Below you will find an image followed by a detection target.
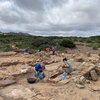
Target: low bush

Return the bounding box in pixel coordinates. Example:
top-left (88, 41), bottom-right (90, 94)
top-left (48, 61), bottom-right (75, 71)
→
top-left (60, 39), bottom-right (76, 48)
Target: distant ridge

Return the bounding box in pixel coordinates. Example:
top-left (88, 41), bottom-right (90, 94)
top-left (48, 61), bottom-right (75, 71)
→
top-left (0, 31), bottom-right (100, 37)
top-left (0, 32), bottom-right (32, 36)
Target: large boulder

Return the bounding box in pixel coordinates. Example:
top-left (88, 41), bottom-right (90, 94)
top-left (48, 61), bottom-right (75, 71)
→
top-left (82, 65), bottom-right (99, 81)
top-left (90, 70), bottom-right (98, 81)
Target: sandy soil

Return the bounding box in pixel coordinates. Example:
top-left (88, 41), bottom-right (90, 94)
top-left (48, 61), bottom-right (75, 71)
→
top-left (0, 48), bottom-right (100, 100)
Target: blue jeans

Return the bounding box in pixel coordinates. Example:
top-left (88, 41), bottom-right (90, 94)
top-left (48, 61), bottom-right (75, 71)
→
top-left (61, 67), bottom-right (72, 80)
top-left (35, 72), bottom-right (45, 79)
top-left (61, 72), bottom-right (67, 80)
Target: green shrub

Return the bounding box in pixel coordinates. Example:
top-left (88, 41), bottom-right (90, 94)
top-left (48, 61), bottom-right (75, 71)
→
top-left (86, 40), bottom-right (93, 43)
top-left (0, 33), bottom-right (99, 52)
top-left (0, 44), bottom-right (13, 52)
top-left (92, 46), bottom-right (98, 50)
top-left (32, 38), bottom-right (49, 47)
top-left (60, 39), bottom-right (76, 48)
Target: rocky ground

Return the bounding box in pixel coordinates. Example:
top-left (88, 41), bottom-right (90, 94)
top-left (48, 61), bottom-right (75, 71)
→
top-left (0, 47), bottom-right (100, 100)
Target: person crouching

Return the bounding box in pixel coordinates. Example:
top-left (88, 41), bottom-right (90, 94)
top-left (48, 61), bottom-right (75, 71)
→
top-left (61, 58), bottom-right (72, 80)
top-left (34, 62), bottom-right (46, 80)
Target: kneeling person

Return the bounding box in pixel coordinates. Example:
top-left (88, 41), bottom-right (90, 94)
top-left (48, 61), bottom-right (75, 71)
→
top-left (34, 62), bottom-right (46, 80)
top-left (61, 58), bottom-right (72, 80)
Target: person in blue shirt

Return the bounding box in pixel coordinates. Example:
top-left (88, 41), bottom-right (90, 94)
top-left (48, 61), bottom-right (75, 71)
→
top-left (34, 62), bottom-right (46, 80)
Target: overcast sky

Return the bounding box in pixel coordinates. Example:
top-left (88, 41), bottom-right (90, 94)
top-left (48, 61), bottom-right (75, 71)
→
top-left (0, 0), bottom-right (100, 36)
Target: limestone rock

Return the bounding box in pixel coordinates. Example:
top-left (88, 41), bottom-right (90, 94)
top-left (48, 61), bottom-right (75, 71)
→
top-left (73, 77), bottom-right (79, 83)
top-left (58, 79), bottom-right (70, 85)
top-left (82, 97), bottom-right (88, 100)
top-left (75, 57), bottom-right (84, 62)
top-left (86, 80), bottom-right (91, 84)
top-left (20, 68), bottom-right (29, 74)
top-left (51, 76), bottom-right (61, 83)
top-left (73, 76), bottom-right (86, 85)
top-left (79, 76), bottom-right (86, 84)
top-left (76, 84), bottom-right (85, 89)
top-left (95, 66), bottom-right (100, 75)
top-left (90, 70), bottom-right (98, 81)
top-left (71, 71), bottom-right (79, 75)
top-left (36, 95), bottom-right (51, 100)
top-left (89, 86), bottom-right (100, 91)
top-left (83, 66), bottom-right (95, 80)
top-left (86, 52), bottom-right (91, 57)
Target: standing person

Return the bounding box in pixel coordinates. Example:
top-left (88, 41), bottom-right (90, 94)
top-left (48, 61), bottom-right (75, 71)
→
top-left (52, 46), bottom-right (55, 55)
top-left (24, 48), bottom-right (29, 53)
top-left (39, 48), bottom-right (42, 52)
top-left (61, 58), bottom-right (72, 80)
top-left (34, 62), bottom-right (46, 80)
top-left (46, 48), bottom-right (50, 52)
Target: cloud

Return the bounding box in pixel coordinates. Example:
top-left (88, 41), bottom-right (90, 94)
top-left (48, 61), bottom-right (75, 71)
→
top-left (14, 0), bottom-right (44, 11)
top-left (0, 0), bottom-right (100, 36)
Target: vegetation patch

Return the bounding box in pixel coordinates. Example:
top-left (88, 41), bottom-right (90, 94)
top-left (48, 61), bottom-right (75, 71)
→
top-left (0, 33), bottom-right (100, 52)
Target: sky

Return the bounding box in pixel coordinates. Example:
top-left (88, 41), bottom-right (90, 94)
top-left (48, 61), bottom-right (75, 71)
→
top-left (0, 0), bottom-right (100, 37)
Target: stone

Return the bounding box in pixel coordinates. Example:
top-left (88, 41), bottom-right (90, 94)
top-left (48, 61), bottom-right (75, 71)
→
top-left (50, 71), bottom-right (63, 79)
top-left (79, 76), bottom-right (86, 85)
top-left (0, 97), bottom-right (4, 100)
top-left (58, 79), bottom-right (70, 85)
top-left (89, 86), bottom-right (100, 91)
top-left (95, 67), bottom-right (100, 75)
top-left (75, 57), bottom-right (84, 62)
top-left (90, 70), bottom-right (98, 81)
top-left (51, 76), bottom-right (61, 83)
top-left (82, 97), bottom-right (88, 100)
top-left (86, 80), bottom-right (91, 84)
top-left (36, 95), bottom-right (51, 100)
top-left (73, 76), bottom-right (86, 85)
top-left (83, 66), bottom-right (95, 74)
top-left (86, 52), bottom-right (91, 57)
top-left (83, 66), bottom-right (95, 80)
top-left (1, 85), bottom-right (36, 99)
top-left (73, 77), bottom-right (79, 83)
top-left (0, 79), bottom-right (16, 87)
top-left (20, 68), bottom-right (29, 74)
top-left (76, 84), bottom-right (85, 89)
top-left (71, 71), bottom-right (79, 75)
